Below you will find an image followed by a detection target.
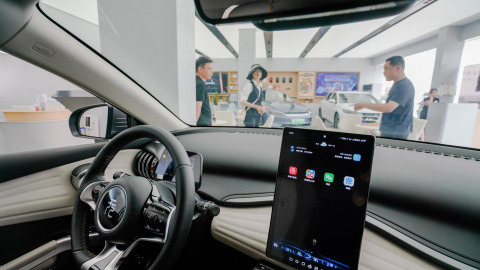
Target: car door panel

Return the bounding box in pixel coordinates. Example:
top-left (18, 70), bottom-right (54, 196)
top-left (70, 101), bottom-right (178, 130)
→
top-left (0, 149), bottom-right (139, 227)
top-left (0, 143), bottom-right (142, 268)
top-left (322, 94), bottom-right (332, 122)
top-left (327, 93), bottom-right (337, 121)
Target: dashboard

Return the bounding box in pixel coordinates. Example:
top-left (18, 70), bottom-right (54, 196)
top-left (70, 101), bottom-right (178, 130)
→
top-left (123, 128), bottom-right (480, 270)
top-left (170, 128), bottom-right (480, 270)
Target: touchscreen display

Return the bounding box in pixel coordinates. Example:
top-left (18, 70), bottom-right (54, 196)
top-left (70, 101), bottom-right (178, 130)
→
top-left (267, 128), bottom-right (375, 270)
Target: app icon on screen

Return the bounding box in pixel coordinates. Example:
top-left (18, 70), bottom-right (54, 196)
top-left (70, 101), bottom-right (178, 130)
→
top-left (305, 169), bottom-right (315, 179)
top-left (344, 176), bottom-right (355, 187)
top-left (353, 154), bottom-right (361, 161)
top-left (324, 173), bottom-right (334, 183)
top-left (289, 166), bottom-right (298, 175)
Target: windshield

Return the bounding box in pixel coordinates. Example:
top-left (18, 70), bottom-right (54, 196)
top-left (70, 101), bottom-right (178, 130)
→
top-left (265, 90), bottom-right (295, 102)
top-left (39, 0), bottom-right (480, 150)
top-left (339, 94), bottom-right (378, 104)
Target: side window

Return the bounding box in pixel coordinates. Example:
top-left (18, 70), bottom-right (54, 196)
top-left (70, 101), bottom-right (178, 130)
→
top-left (331, 93), bottom-right (337, 103)
top-left (0, 52), bottom-right (100, 154)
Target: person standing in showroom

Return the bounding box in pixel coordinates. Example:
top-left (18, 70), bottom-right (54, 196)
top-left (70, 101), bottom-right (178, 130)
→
top-left (354, 56), bottom-right (415, 139)
top-left (419, 88), bottom-right (439, 119)
top-left (196, 57), bottom-right (214, 126)
top-left (239, 64), bottom-right (268, 127)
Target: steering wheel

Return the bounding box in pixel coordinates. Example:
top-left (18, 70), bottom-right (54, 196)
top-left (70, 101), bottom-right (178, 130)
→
top-left (70, 125), bottom-right (195, 270)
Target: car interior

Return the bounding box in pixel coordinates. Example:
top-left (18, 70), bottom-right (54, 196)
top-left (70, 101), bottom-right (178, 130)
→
top-left (1, 0), bottom-right (480, 270)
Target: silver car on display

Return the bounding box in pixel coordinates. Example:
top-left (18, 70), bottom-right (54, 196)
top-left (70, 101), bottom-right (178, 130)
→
top-left (319, 92), bottom-right (382, 128)
top-left (262, 90), bottom-right (312, 127)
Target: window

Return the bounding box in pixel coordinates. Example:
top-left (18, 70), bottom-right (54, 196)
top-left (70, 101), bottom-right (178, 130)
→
top-left (39, 0), bottom-right (480, 149)
top-left (0, 53), bottom-right (97, 154)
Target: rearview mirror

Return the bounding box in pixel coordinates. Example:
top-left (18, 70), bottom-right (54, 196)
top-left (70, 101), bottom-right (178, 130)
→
top-left (69, 104), bottom-right (129, 139)
top-left (195, 0), bottom-right (415, 30)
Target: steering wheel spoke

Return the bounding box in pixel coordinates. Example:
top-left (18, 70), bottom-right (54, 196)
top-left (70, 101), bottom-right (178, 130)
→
top-left (80, 242), bottom-right (122, 270)
top-left (80, 181), bottom-right (109, 211)
top-left (81, 236), bottom-right (167, 270)
top-left (142, 200), bottom-right (175, 243)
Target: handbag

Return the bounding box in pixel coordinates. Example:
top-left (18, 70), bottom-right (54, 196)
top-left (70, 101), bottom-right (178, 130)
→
top-left (236, 109), bottom-right (247, 121)
top-left (236, 83), bottom-right (262, 121)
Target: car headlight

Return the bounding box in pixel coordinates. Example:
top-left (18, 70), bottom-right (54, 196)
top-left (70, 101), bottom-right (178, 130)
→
top-left (268, 110), bottom-right (285, 116)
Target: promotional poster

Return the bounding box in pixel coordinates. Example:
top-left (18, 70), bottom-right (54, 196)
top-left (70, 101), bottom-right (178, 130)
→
top-left (316, 72), bottom-right (359, 96)
top-left (205, 72), bottom-right (228, 94)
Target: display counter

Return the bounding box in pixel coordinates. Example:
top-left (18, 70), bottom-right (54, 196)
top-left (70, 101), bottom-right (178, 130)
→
top-left (0, 119), bottom-right (94, 154)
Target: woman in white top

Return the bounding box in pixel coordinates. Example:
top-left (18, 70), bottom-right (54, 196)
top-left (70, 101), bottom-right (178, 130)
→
top-left (239, 64), bottom-right (267, 127)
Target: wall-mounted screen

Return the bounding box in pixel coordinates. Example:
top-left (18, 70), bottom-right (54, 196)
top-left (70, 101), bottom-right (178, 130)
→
top-left (205, 72), bottom-right (228, 94)
top-left (316, 72), bottom-right (359, 96)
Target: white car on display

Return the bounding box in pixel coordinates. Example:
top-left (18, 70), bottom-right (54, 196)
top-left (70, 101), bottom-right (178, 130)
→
top-left (318, 92), bottom-right (382, 128)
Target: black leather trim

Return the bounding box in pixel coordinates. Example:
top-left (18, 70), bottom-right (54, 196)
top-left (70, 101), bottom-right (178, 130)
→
top-left (0, 215), bottom-right (71, 265)
top-left (71, 194), bottom-right (93, 266)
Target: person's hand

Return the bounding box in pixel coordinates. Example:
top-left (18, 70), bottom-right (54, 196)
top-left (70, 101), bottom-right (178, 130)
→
top-left (256, 105), bottom-right (266, 114)
top-left (429, 93), bottom-right (435, 100)
top-left (353, 103), bottom-right (365, 111)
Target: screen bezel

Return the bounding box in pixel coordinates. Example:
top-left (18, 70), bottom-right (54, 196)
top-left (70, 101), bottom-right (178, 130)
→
top-left (266, 127), bottom-right (375, 270)
top-left (155, 150), bottom-right (203, 191)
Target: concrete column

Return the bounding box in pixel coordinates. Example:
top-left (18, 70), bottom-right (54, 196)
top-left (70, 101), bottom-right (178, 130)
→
top-left (238, 29), bottom-right (257, 101)
top-left (430, 27), bottom-right (465, 103)
top-left (98, 0), bottom-right (196, 124)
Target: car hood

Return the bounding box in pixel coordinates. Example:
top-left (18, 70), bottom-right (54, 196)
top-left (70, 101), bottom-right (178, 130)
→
top-left (337, 103), bottom-right (379, 114)
top-left (264, 101), bottom-right (310, 114)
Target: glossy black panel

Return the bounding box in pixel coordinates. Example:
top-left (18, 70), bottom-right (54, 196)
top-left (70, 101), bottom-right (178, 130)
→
top-left (0, 216), bottom-right (71, 265)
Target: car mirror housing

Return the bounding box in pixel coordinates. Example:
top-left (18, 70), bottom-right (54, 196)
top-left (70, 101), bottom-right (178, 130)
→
top-left (69, 104), bottom-right (131, 140)
top-left (195, 0), bottom-right (415, 31)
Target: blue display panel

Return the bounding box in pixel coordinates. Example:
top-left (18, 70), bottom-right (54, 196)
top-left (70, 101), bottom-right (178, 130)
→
top-left (316, 72), bottom-right (359, 96)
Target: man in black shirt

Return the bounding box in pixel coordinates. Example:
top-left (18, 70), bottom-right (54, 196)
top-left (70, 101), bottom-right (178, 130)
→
top-left (196, 57), bottom-right (213, 126)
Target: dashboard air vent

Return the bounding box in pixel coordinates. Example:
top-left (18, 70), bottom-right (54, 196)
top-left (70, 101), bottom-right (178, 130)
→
top-left (133, 150), bottom-right (158, 180)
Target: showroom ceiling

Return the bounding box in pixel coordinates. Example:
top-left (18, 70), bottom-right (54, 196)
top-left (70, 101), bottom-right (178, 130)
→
top-left (195, 0), bottom-right (480, 59)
